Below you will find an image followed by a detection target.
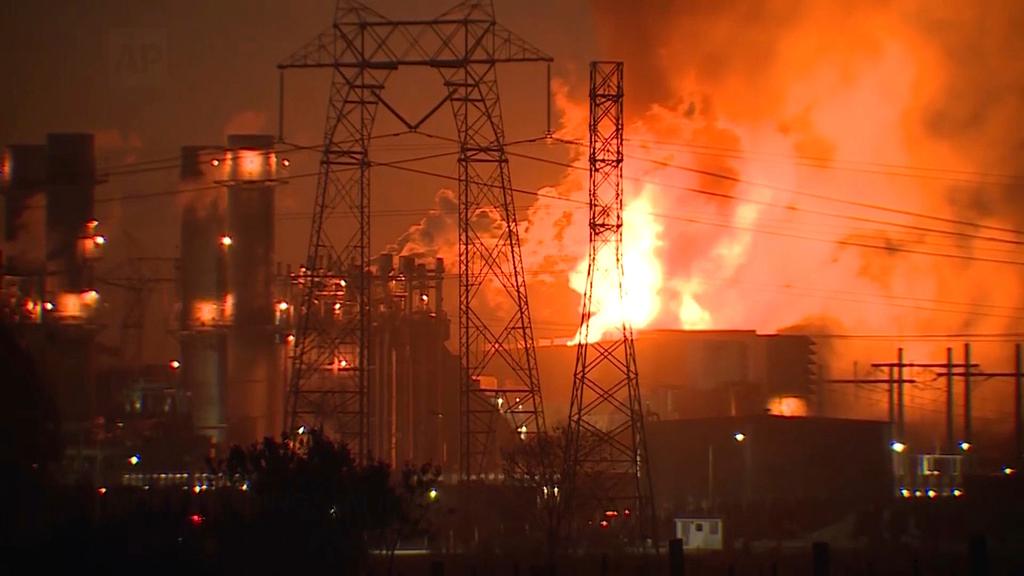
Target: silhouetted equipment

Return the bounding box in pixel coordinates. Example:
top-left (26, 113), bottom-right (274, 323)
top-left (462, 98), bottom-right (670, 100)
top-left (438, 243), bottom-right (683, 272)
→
top-left (278, 0), bottom-right (550, 475)
top-left (812, 541), bottom-right (830, 576)
top-left (669, 538), bottom-right (684, 576)
top-left (566, 61), bottom-right (656, 543)
top-left (968, 533), bottom-right (989, 576)
top-left (839, 349), bottom-right (982, 446)
top-left (934, 342), bottom-right (1024, 464)
top-left (648, 415), bottom-right (892, 522)
top-left (99, 255), bottom-right (177, 370)
top-left (1, 133), bottom-right (104, 467)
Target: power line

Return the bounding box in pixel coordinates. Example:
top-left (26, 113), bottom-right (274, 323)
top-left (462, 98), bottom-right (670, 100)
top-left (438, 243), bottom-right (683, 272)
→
top-left (100, 134), bottom-right (1024, 248)
top-left (376, 160), bottom-right (1024, 268)
top-left (505, 149), bottom-right (1024, 246)
top-left (529, 137), bottom-right (1023, 237)
top-left (86, 137), bottom-right (1024, 317)
top-left (93, 149), bottom-right (462, 206)
top-left (97, 130), bottom-right (459, 176)
top-left (621, 136), bottom-right (1017, 185)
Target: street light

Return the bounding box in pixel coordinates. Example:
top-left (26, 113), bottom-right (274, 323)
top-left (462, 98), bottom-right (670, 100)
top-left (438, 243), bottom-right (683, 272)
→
top-left (959, 441), bottom-right (972, 452)
top-left (733, 432), bottom-right (746, 443)
top-left (890, 441), bottom-right (907, 453)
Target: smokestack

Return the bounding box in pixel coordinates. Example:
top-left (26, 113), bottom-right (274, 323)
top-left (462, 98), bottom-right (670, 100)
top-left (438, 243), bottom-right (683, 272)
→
top-left (45, 133), bottom-right (96, 297)
top-left (221, 133), bottom-right (281, 444)
top-left (2, 144), bottom-right (48, 275)
top-left (180, 145), bottom-right (228, 444)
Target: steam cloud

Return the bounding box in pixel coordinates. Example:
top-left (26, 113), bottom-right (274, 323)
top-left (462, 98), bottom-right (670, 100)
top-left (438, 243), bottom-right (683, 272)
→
top-left (385, 1), bottom-right (1023, 443)
top-left (518, 0), bottom-right (1024, 436)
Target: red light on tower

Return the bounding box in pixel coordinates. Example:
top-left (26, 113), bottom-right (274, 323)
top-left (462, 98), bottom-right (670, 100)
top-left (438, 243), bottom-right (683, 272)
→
top-left (189, 514), bottom-right (204, 526)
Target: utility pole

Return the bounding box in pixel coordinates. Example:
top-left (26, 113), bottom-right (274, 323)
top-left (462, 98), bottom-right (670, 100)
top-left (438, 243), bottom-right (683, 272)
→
top-left (897, 348), bottom-right (905, 441)
top-left (937, 343), bottom-right (1024, 461)
top-left (278, 1), bottom-right (550, 470)
top-left (566, 62), bottom-right (655, 545)
top-left (964, 343), bottom-right (973, 447)
top-left (946, 347), bottom-right (955, 452)
top-left (824, 377), bottom-right (918, 437)
top-left (1017, 343), bottom-right (1023, 462)
top-left (872, 353), bottom-right (979, 450)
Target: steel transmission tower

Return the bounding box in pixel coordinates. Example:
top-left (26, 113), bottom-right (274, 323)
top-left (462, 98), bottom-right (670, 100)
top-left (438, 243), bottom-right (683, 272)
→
top-left (279, 0), bottom-right (548, 474)
top-left (566, 62), bottom-right (655, 541)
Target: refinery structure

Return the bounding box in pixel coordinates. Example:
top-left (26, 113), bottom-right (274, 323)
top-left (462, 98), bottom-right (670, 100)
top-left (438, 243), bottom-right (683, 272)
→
top-left (5, 0), bottom-right (1024, 549)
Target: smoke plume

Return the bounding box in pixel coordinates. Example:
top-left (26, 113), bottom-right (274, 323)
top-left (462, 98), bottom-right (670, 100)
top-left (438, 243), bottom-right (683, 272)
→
top-left (511, 0), bottom-right (1024, 442)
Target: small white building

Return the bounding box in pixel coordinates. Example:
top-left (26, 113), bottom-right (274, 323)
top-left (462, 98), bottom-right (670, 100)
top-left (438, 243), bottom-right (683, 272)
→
top-left (674, 517), bottom-right (724, 550)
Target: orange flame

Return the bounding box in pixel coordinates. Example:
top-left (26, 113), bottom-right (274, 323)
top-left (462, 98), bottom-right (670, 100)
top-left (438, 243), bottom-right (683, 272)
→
top-left (570, 190), bottom-right (664, 344)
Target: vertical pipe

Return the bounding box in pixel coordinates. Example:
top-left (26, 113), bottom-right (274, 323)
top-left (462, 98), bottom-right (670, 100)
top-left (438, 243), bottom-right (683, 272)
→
top-left (707, 443), bottom-right (713, 507)
top-left (1016, 343), bottom-right (1022, 462)
top-left (897, 348), bottom-right (905, 441)
top-left (964, 343), bottom-right (972, 445)
top-left (545, 63), bottom-right (552, 137)
top-left (887, 367), bottom-right (895, 440)
top-left (946, 347), bottom-right (955, 452)
top-left (277, 70), bottom-right (285, 142)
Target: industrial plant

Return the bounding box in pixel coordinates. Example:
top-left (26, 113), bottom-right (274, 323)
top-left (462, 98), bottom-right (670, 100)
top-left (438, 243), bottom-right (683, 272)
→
top-left (3, 0), bottom-right (1024, 573)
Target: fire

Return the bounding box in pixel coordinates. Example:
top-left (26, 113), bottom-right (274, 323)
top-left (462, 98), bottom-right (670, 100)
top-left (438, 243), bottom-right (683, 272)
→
top-left (519, 0), bottom-right (1024, 369)
top-left (677, 286), bottom-right (710, 329)
top-left (767, 396), bottom-right (808, 417)
top-left (569, 189), bottom-right (664, 344)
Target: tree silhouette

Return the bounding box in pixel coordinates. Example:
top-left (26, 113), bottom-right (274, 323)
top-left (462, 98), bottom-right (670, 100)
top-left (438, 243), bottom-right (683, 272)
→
top-left (210, 429), bottom-right (403, 572)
